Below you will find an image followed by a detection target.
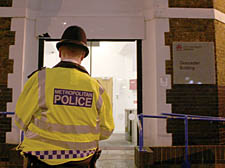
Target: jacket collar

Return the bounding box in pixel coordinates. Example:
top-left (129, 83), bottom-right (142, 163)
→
top-left (53, 61), bottom-right (89, 75)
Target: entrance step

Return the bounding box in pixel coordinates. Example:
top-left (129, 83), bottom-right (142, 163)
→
top-left (96, 149), bottom-right (135, 168)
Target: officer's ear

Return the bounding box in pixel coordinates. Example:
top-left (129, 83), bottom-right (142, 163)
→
top-left (81, 55), bottom-right (85, 61)
top-left (80, 50), bottom-right (85, 61)
top-left (59, 48), bottom-right (62, 58)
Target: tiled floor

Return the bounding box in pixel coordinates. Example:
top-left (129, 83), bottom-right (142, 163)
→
top-left (96, 133), bottom-right (136, 168)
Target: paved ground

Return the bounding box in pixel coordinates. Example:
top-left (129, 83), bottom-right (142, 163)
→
top-left (96, 133), bottom-right (136, 168)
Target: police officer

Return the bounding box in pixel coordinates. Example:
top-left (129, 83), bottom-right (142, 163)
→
top-left (15, 25), bottom-right (114, 168)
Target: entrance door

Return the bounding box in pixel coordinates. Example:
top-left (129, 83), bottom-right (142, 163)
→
top-left (94, 77), bottom-right (113, 104)
top-left (40, 40), bottom-right (140, 148)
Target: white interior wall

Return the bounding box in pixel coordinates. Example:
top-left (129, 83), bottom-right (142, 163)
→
top-left (91, 42), bottom-right (137, 133)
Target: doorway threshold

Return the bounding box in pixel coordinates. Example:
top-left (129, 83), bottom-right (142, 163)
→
top-left (99, 133), bottom-right (136, 150)
top-left (100, 146), bottom-right (134, 150)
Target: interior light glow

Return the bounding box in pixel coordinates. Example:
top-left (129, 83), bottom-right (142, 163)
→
top-left (188, 80), bottom-right (194, 84)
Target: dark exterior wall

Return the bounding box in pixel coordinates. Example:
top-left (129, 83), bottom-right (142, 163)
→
top-left (164, 18), bottom-right (223, 145)
top-left (166, 0), bottom-right (225, 146)
top-left (214, 0), bottom-right (225, 13)
top-left (0, 0), bottom-right (12, 7)
top-left (214, 20), bottom-right (225, 143)
top-left (215, 20), bottom-right (225, 100)
top-left (169, 0), bottom-right (225, 15)
top-left (135, 145), bottom-right (225, 167)
top-left (0, 144), bottom-right (23, 168)
top-left (168, 0), bottom-right (213, 8)
top-left (0, 17), bottom-right (14, 143)
top-left (0, 1), bottom-right (23, 168)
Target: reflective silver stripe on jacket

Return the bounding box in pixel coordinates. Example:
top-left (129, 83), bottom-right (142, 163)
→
top-left (15, 114), bottom-right (27, 130)
top-left (100, 128), bottom-right (113, 137)
top-left (33, 118), bottom-right (100, 134)
top-left (96, 86), bottom-right (104, 112)
top-left (15, 69), bottom-right (47, 131)
top-left (25, 131), bottom-right (98, 150)
top-left (99, 85), bottom-right (104, 95)
top-left (38, 69), bottom-right (47, 110)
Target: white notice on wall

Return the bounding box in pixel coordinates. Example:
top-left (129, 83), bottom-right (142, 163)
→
top-left (173, 42), bottom-right (216, 84)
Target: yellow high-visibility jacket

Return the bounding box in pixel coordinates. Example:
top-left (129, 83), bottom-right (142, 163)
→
top-left (15, 62), bottom-right (114, 165)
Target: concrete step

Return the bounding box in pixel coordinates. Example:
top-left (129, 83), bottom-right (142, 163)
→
top-left (96, 149), bottom-right (135, 168)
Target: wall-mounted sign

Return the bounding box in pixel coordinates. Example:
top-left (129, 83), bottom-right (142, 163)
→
top-left (129, 79), bottom-right (137, 90)
top-left (173, 42), bottom-right (216, 84)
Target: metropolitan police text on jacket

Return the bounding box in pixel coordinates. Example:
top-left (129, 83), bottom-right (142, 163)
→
top-left (54, 88), bottom-right (93, 108)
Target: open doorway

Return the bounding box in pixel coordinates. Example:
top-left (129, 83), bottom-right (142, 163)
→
top-left (39, 39), bottom-right (142, 149)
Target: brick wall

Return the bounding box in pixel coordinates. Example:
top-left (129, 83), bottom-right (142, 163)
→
top-left (164, 18), bottom-right (221, 145)
top-left (169, 0), bottom-right (225, 15)
top-left (0, 1), bottom-right (24, 168)
top-left (0, 0), bottom-right (12, 7)
top-left (135, 145), bottom-right (225, 168)
top-left (168, 0), bottom-right (213, 8)
top-left (165, 0), bottom-right (225, 147)
top-left (0, 17), bottom-right (14, 143)
top-left (0, 144), bottom-right (23, 168)
top-left (214, 20), bottom-right (225, 144)
top-left (214, 0), bottom-right (225, 13)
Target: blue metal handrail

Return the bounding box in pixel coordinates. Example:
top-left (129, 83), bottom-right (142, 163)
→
top-left (0, 112), bottom-right (15, 115)
top-left (0, 111), bottom-right (24, 142)
top-left (137, 113), bottom-right (225, 168)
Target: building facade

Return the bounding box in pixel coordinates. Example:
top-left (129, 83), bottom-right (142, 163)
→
top-left (0, 0), bottom-right (225, 167)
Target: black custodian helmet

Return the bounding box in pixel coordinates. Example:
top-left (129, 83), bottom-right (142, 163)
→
top-left (56, 25), bottom-right (89, 57)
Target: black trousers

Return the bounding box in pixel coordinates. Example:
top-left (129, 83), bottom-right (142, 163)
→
top-left (26, 155), bottom-right (91, 168)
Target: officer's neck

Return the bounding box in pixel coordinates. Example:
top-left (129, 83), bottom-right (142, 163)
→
top-left (61, 58), bottom-right (81, 65)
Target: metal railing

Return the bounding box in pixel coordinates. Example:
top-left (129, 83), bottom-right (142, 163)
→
top-left (0, 112), bottom-right (15, 115)
top-left (137, 113), bottom-right (225, 168)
